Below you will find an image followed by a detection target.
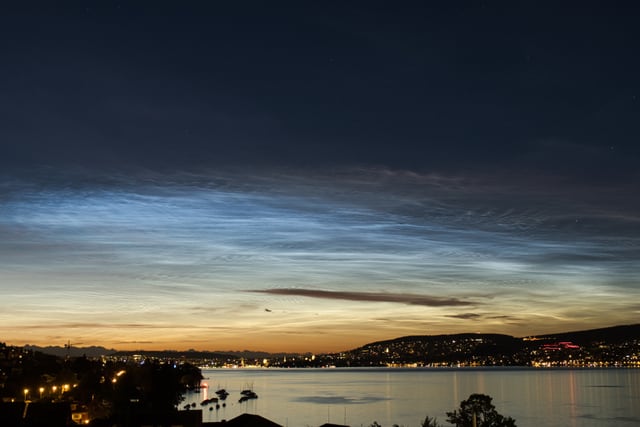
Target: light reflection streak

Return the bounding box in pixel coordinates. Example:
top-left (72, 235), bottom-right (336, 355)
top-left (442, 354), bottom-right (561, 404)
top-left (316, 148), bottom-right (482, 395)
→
top-left (568, 370), bottom-right (577, 427)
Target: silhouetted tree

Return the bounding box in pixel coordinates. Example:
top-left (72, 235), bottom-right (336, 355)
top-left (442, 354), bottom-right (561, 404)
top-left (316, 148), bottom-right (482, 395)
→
top-left (421, 415), bottom-right (442, 427)
top-left (110, 360), bottom-right (202, 426)
top-left (446, 394), bottom-right (516, 427)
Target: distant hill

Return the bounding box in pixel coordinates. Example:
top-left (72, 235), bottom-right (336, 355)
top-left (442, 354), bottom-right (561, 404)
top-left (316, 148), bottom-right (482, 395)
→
top-left (356, 333), bottom-right (519, 350)
top-left (24, 344), bottom-right (116, 358)
top-left (110, 349), bottom-right (304, 360)
top-left (350, 324), bottom-right (640, 352)
top-left (342, 324), bottom-right (640, 366)
top-left (18, 324), bottom-right (640, 361)
top-left (110, 349), bottom-right (236, 360)
top-left (19, 345), bottom-right (299, 360)
top-left (531, 323), bottom-right (640, 345)
top-left (346, 333), bottom-right (524, 364)
top-left (15, 344), bottom-right (293, 361)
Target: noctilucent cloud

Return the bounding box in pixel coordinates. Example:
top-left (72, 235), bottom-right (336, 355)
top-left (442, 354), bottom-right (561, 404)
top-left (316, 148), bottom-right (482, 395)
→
top-left (1, 3), bottom-right (639, 352)
top-left (1, 169), bottom-right (638, 352)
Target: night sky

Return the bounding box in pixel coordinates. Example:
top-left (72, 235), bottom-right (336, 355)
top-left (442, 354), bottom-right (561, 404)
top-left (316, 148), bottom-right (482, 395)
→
top-left (1, 2), bottom-right (639, 352)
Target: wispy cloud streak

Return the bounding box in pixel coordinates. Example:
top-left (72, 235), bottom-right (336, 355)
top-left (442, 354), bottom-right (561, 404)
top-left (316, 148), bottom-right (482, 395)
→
top-left (249, 288), bottom-right (475, 307)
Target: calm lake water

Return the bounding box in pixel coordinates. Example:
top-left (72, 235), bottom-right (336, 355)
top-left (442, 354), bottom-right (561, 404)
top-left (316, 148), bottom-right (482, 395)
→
top-left (181, 368), bottom-right (640, 427)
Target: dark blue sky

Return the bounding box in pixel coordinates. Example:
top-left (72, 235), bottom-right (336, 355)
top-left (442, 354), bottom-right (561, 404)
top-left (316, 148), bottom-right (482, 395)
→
top-left (1, 2), bottom-right (639, 351)
top-left (2, 1), bottom-right (639, 178)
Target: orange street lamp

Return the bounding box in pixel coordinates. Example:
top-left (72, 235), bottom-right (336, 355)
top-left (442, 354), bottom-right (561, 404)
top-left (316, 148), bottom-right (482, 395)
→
top-left (23, 388), bottom-right (29, 401)
top-left (39, 387), bottom-right (45, 399)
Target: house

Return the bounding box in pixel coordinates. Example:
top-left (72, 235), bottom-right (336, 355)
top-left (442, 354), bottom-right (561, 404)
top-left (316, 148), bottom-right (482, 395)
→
top-left (23, 401), bottom-right (71, 427)
top-left (203, 413), bottom-right (282, 427)
top-left (135, 409), bottom-right (203, 427)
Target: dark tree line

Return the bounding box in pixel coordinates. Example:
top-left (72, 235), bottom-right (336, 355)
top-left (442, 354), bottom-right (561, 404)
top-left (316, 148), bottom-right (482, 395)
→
top-left (1, 345), bottom-right (203, 426)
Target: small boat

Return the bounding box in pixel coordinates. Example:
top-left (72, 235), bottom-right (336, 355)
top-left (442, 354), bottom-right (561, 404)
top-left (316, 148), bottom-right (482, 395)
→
top-left (238, 390), bottom-right (258, 402)
top-left (215, 388), bottom-right (229, 400)
top-left (240, 382), bottom-right (255, 395)
top-left (200, 397), bottom-right (219, 406)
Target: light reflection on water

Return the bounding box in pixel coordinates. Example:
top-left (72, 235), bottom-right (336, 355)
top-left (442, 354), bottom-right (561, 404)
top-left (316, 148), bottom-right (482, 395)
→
top-left (180, 368), bottom-right (640, 427)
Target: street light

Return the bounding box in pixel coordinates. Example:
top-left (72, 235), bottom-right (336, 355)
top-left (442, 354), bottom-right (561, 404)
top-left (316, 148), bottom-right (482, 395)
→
top-left (39, 387), bottom-right (45, 399)
top-left (23, 388), bottom-right (29, 401)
